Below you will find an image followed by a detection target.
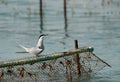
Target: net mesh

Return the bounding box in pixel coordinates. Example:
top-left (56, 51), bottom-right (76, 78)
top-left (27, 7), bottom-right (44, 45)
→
top-left (0, 47), bottom-right (110, 82)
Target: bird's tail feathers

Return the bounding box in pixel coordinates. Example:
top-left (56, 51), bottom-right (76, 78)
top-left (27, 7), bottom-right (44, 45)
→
top-left (16, 51), bottom-right (28, 53)
top-left (19, 44), bottom-right (29, 52)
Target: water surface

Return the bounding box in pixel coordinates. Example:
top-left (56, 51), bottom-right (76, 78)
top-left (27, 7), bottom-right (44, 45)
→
top-left (0, 0), bottom-right (120, 82)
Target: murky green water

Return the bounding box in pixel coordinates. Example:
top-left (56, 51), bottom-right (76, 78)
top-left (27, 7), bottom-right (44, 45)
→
top-left (0, 0), bottom-right (120, 82)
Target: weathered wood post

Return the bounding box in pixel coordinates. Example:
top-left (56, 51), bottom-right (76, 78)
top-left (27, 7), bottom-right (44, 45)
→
top-left (63, 0), bottom-right (68, 32)
top-left (40, 0), bottom-right (43, 18)
top-left (74, 40), bottom-right (81, 77)
top-left (64, 0), bottom-right (67, 19)
top-left (39, 0), bottom-right (43, 32)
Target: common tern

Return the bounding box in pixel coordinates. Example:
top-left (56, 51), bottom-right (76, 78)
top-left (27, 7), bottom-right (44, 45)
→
top-left (16, 34), bottom-right (48, 57)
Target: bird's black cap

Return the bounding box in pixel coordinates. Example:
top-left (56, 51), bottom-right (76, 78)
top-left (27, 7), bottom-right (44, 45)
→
top-left (39, 34), bottom-right (48, 38)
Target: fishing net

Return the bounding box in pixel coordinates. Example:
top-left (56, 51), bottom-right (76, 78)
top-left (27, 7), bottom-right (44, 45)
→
top-left (0, 47), bottom-right (110, 82)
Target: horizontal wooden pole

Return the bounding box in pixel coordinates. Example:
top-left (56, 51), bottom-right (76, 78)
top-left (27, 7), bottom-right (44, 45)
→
top-left (0, 47), bottom-right (94, 68)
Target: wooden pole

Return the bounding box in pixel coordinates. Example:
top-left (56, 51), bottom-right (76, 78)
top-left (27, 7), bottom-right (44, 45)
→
top-left (40, 0), bottom-right (43, 32)
top-left (74, 40), bottom-right (81, 77)
top-left (40, 0), bottom-right (43, 18)
top-left (64, 0), bottom-right (67, 18)
top-left (0, 47), bottom-right (93, 68)
top-left (63, 0), bottom-right (68, 32)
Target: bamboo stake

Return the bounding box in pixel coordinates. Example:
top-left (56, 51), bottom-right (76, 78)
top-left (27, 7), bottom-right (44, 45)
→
top-left (63, 0), bottom-right (68, 32)
top-left (40, 0), bottom-right (43, 18)
top-left (64, 0), bottom-right (67, 18)
top-left (39, 0), bottom-right (43, 32)
top-left (91, 53), bottom-right (111, 67)
top-left (74, 40), bottom-right (81, 77)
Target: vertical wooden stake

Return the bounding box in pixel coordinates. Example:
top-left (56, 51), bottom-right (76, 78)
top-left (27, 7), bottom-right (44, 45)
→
top-left (40, 0), bottom-right (43, 32)
top-left (74, 40), bottom-right (81, 77)
top-left (63, 0), bottom-right (68, 33)
top-left (40, 0), bottom-right (43, 18)
top-left (64, 0), bottom-right (67, 18)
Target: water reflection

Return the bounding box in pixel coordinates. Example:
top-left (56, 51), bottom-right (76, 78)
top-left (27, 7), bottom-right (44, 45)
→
top-left (0, 0), bottom-right (8, 5)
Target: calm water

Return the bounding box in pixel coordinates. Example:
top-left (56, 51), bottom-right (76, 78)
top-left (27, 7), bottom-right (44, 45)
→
top-left (0, 0), bottom-right (120, 82)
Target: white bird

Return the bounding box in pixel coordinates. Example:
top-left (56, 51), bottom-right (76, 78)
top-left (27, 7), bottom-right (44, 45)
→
top-left (16, 34), bottom-right (48, 57)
